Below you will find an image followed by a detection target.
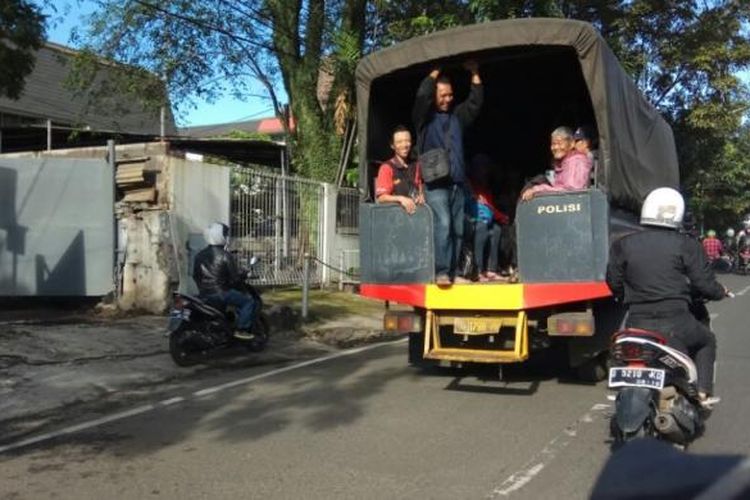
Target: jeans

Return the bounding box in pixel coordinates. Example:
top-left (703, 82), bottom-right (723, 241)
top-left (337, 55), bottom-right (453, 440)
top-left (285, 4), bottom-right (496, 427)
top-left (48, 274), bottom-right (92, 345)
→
top-left (627, 309), bottom-right (717, 394)
top-left (474, 220), bottom-right (502, 273)
top-left (209, 289), bottom-right (257, 330)
top-left (425, 183), bottom-right (465, 278)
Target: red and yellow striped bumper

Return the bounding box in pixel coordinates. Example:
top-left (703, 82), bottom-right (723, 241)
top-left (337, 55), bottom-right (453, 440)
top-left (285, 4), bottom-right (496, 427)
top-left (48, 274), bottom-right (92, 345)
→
top-left (360, 282), bottom-right (612, 311)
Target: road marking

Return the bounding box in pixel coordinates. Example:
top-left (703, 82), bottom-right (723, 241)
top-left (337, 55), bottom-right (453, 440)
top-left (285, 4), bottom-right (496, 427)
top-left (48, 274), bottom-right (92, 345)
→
top-left (710, 313), bottom-right (719, 320)
top-left (0, 338), bottom-right (407, 455)
top-left (488, 402), bottom-right (611, 498)
top-left (736, 285), bottom-right (750, 296)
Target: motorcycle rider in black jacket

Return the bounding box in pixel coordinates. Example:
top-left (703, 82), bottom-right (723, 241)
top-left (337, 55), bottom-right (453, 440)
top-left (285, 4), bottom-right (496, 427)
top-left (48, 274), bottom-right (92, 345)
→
top-left (606, 188), bottom-right (727, 408)
top-left (192, 222), bottom-right (256, 339)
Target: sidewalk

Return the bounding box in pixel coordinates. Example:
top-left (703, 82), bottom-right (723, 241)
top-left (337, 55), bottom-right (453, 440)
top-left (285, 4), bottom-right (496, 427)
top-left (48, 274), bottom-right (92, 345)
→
top-left (0, 289), bottom-right (394, 441)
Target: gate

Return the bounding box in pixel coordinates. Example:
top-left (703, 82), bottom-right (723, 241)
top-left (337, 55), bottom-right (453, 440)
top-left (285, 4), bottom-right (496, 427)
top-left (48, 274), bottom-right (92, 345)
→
top-left (230, 167), bottom-right (324, 285)
top-left (0, 158), bottom-right (114, 296)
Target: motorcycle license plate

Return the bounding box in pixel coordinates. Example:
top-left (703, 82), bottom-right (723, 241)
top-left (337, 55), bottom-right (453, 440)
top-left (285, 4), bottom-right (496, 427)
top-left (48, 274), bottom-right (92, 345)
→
top-left (608, 367), bottom-right (665, 390)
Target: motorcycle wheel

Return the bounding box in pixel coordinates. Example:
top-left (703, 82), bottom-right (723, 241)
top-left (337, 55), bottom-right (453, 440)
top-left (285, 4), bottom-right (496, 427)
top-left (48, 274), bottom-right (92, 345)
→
top-left (169, 328), bottom-right (200, 367)
top-left (245, 315), bottom-right (270, 353)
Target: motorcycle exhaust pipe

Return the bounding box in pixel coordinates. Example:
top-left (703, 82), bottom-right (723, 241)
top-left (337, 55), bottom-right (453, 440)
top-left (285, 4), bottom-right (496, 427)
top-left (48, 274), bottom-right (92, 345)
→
top-left (654, 412), bottom-right (685, 443)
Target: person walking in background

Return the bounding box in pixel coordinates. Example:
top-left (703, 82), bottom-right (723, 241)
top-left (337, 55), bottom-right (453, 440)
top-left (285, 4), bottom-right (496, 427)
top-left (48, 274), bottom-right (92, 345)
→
top-left (413, 61), bottom-right (484, 285)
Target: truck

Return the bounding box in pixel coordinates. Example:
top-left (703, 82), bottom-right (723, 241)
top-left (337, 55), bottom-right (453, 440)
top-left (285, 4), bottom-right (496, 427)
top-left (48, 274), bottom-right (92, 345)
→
top-left (355, 18), bottom-right (680, 380)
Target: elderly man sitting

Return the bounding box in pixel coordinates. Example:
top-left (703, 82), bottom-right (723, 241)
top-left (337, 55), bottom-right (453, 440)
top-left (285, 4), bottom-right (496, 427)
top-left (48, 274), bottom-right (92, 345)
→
top-left (521, 126), bottom-right (593, 201)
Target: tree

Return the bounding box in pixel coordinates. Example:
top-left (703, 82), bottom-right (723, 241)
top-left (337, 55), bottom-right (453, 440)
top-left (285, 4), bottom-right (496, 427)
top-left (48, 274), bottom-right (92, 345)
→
top-left (71, 0), bottom-right (366, 182)
top-left (0, 0), bottom-right (46, 99)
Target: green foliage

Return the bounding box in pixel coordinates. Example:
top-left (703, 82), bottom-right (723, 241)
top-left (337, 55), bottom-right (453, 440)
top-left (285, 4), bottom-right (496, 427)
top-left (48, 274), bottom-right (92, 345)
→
top-left (223, 129), bottom-right (273, 141)
top-left (684, 124), bottom-right (750, 229)
top-left (0, 0), bottom-right (46, 99)
top-left (74, 0), bottom-right (366, 183)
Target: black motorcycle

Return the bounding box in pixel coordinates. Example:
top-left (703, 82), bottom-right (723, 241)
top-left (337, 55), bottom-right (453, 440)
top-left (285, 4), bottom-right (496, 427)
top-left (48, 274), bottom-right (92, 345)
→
top-left (167, 258), bottom-right (269, 367)
top-left (608, 328), bottom-right (705, 448)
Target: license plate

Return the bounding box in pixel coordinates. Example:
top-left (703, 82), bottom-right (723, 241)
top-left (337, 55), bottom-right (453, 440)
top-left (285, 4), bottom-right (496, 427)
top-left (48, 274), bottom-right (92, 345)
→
top-left (453, 317), bottom-right (505, 335)
top-left (608, 367), bottom-right (665, 390)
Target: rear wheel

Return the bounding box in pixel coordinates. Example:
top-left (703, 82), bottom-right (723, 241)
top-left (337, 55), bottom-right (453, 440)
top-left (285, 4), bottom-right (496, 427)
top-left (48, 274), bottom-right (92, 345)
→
top-left (246, 315), bottom-right (270, 353)
top-left (169, 328), bottom-right (200, 367)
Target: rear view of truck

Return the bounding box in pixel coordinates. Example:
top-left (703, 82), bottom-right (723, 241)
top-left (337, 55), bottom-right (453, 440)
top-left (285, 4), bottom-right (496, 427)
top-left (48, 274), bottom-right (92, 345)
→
top-left (355, 19), bottom-right (680, 379)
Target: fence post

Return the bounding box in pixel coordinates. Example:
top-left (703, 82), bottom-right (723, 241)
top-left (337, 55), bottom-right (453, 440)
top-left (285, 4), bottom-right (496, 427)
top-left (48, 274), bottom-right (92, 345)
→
top-left (339, 250), bottom-right (345, 291)
top-left (302, 253), bottom-right (310, 320)
top-left (321, 183), bottom-right (338, 286)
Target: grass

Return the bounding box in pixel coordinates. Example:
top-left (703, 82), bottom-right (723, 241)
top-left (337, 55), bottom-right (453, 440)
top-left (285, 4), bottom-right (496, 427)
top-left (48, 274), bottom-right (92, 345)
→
top-left (263, 287), bottom-right (385, 321)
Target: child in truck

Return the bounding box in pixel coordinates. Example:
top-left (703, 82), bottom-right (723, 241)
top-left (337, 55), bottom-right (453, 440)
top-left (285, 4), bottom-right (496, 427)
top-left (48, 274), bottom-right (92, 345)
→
top-left (466, 154), bottom-right (509, 282)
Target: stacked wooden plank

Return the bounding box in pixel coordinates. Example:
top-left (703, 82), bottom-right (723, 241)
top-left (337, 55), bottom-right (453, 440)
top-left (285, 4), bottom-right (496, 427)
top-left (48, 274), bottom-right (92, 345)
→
top-left (115, 156), bottom-right (157, 203)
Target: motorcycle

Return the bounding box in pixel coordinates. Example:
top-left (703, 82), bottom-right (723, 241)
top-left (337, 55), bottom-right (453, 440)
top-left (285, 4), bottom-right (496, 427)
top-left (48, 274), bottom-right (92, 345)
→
top-left (736, 249), bottom-right (750, 274)
top-left (608, 328), bottom-right (705, 448)
top-left (166, 257), bottom-right (269, 366)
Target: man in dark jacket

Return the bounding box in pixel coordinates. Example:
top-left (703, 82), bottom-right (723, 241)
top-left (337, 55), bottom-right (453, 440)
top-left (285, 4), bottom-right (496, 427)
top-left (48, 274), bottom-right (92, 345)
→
top-left (413, 61), bottom-right (483, 285)
top-left (607, 187), bottom-right (727, 406)
top-left (193, 222), bottom-right (256, 338)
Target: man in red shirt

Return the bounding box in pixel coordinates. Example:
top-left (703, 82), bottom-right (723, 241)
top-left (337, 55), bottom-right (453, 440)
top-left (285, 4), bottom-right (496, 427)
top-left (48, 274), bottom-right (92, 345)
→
top-left (702, 230), bottom-right (723, 262)
top-left (375, 125), bottom-right (424, 214)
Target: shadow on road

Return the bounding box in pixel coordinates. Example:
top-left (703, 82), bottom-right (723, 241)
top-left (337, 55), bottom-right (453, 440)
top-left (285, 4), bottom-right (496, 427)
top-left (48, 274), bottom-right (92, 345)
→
top-left (1, 342), bottom-right (408, 465)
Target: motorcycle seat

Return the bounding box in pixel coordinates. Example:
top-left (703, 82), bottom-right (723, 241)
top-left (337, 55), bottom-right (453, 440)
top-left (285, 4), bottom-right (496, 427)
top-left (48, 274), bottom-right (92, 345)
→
top-left (612, 328), bottom-right (667, 345)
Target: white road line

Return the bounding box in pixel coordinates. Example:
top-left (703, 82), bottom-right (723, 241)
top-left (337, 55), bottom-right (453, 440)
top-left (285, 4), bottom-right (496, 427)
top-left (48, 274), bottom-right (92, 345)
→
top-left (488, 402), bottom-right (611, 498)
top-left (736, 285), bottom-right (750, 296)
top-left (0, 338), bottom-right (407, 455)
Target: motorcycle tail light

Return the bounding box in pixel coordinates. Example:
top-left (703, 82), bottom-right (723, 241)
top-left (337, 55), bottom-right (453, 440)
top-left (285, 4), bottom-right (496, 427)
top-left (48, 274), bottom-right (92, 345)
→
top-left (621, 344), bottom-right (643, 359)
top-left (173, 295), bottom-right (186, 310)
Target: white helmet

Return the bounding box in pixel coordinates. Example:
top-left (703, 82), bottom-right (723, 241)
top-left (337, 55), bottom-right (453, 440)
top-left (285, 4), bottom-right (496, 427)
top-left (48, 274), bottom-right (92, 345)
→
top-left (205, 222), bottom-right (229, 247)
top-left (727, 228), bottom-right (736, 238)
top-left (640, 187), bottom-right (685, 229)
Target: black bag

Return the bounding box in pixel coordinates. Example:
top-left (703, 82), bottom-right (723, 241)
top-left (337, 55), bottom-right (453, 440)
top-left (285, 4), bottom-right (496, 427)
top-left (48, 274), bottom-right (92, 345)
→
top-left (419, 148), bottom-right (451, 184)
top-left (419, 117), bottom-right (452, 184)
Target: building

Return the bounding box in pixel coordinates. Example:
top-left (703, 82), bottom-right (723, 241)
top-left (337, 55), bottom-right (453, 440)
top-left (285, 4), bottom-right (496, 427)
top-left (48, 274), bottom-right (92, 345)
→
top-left (0, 42), bottom-right (176, 154)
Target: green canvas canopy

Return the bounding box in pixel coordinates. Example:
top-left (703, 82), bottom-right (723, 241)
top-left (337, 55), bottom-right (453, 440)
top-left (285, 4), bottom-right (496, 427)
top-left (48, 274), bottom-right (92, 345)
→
top-left (356, 18), bottom-right (679, 212)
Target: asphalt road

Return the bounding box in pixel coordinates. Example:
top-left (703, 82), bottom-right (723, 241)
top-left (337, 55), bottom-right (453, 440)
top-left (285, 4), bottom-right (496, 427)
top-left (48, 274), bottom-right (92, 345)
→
top-left (2, 274), bottom-right (750, 499)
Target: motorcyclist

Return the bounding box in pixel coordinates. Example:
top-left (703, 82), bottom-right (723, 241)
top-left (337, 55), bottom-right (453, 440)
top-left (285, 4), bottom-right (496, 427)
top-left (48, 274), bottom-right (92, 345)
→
top-left (607, 187), bottom-right (728, 408)
top-left (192, 222), bottom-right (256, 339)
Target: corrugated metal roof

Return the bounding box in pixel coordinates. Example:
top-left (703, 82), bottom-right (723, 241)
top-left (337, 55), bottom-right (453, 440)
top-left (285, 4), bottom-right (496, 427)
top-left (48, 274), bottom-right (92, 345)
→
top-left (178, 116), bottom-right (286, 138)
top-left (0, 42), bottom-right (176, 136)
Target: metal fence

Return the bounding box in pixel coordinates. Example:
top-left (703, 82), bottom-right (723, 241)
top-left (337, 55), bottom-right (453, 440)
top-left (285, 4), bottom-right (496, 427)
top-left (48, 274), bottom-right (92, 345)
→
top-left (230, 167), bottom-right (323, 285)
top-left (337, 249), bottom-right (360, 289)
top-left (336, 187), bottom-right (359, 234)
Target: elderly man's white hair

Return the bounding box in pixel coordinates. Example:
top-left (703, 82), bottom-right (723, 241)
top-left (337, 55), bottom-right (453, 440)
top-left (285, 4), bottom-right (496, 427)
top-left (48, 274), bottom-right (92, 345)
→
top-left (205, 222), bottom-right (228, 247)
top-left (551, 126), bottom-right (574, 140)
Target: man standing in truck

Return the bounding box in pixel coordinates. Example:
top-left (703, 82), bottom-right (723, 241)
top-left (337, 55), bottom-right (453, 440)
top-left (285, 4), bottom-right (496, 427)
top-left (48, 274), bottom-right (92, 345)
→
top-left (521, 126), bottom-right (592, 201)
top-left (413, 61), bottom-right (483, 285)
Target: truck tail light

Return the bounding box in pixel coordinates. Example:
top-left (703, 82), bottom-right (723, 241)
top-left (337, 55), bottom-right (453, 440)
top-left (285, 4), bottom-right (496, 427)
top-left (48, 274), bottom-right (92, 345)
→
top-left (383, 311), bottom-right (423, 333)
